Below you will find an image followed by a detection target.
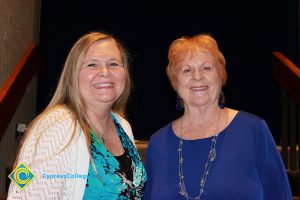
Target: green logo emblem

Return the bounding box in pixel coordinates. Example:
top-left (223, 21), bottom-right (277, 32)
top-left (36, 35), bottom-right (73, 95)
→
top-left (8, 162), bottom-right (36, 190)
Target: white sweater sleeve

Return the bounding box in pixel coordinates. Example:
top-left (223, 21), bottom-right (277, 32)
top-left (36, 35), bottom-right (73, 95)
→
top-left (7, 106), bottom-right (85, 200)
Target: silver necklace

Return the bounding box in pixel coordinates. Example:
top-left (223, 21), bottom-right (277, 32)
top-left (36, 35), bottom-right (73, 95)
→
top-left (97, 118), bottom-right (113, 145)
top-left (178, 108), bottom-right (221, 200)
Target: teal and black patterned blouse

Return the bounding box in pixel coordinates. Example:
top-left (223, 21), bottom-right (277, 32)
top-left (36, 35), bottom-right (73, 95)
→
top-left (83, 114), bottom-right (147, 200)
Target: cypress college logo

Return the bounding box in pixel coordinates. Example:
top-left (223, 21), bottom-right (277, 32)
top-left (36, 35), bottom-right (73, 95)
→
top-left (8, 162), bottom-right (36, 190)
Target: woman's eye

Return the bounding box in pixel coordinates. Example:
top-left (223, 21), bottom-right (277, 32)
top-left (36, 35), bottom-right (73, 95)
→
top-left (109, 62), bottom-right (119, 67)
top-left (87, 63), bottom-right (96, 67)
top-left (183, 69), bottom-right (191, 73)
top-left (203, 66), bottom-right (211, 70)
top-left (109, 62), bottom-right (121, 67)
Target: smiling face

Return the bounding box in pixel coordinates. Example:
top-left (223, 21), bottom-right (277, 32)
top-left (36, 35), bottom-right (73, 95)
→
top-left (79, 39), bottom-right (126, 110)
top-left (176, 49), bottom-right (223, 109)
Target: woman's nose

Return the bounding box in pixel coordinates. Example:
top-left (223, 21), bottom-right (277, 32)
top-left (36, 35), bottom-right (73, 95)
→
top-left (192, 70), bottom-right (203, 81)
top-left (98, 66), bottom-right (109, 77)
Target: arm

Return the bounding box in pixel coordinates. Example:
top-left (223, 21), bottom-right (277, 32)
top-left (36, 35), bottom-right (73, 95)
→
top-left (254, 120), bottom-right (293, 200)
top-left (142, 138), bottom-right (153, 200)
top-left (7, 107), bottom-right (77, 199)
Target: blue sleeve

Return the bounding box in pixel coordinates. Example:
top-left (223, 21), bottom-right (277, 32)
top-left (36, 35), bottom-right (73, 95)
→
top-left (142, 138), bottom-right (153, 200)
top-left (254, 120), bottom-right (293, 199)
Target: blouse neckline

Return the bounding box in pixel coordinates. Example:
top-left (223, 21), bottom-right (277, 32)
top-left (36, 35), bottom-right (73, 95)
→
top-left (169, 110), bottom-right (241, 142)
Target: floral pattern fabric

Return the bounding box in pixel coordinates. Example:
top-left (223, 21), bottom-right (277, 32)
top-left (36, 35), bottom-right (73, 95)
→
top-left (83, 114), bottom-right (147, 200)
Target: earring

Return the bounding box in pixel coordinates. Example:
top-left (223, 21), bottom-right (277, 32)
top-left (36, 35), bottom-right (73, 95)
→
top-left (176, 96), bottom-right (184, 111)
top-left (218, 91), bottom-right (225, 109)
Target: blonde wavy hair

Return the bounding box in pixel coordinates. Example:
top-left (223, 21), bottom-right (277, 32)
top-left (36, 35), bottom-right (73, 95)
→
top-left (14, 31), bottom-right (131, 167)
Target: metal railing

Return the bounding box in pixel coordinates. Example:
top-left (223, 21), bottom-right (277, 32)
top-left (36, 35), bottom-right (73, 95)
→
top-left (0, 43), bottom-right (44, 141)
top-left (272, 52), bottom-right (300, 196)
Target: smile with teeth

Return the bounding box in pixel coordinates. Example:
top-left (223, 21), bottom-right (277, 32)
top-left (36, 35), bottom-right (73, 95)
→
top-left (190, 86), bottom-right (208, 91)
top-left (93, 82), bottom-right (114, 88)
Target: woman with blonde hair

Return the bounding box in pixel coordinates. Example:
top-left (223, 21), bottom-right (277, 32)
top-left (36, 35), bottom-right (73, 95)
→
top-left (8, 31), bottom-right (147, 199)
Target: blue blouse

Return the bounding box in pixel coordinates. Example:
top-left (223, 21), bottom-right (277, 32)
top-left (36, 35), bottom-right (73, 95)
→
top-left (143, 111), bottom-right (292, 200)
top-left (83, 114), bottom-right (147, 200)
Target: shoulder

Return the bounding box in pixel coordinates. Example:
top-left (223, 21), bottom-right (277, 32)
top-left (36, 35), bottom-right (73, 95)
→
top-left (149, 122), bottom-right (172, 142)
top-left (146, 122), bottom-right (174, 157)
top-left (23, 105), bottom-right (77, 151)
top-left (16, 105), bottom-right (79, 166)
top-left (222, 109), bottom-right (271, 139)
top-left (112, 112), bottom-right (131, 128)
top-left (112, 112), bottom-right (132, 133)
top-left (230, 110), bottom-right (271, 139)
top-left (42, 104), bottom-right (74, 121)
top-left (234, 110), bottom-right (266, 126)
top-left (112, 112), bottom-right (134, 143)
top-left (32, 105), bottom-right (75, 131)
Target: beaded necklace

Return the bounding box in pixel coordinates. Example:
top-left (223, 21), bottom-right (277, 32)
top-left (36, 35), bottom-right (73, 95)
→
top-left (178, 108), bottom-right (221, 200)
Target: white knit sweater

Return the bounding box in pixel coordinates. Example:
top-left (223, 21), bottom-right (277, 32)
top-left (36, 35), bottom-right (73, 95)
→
top-left (7, 106), bottom-right (135, 200)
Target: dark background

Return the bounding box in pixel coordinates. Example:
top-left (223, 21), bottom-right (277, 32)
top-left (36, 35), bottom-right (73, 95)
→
top-left (38, 0), bottom-right (299, 142)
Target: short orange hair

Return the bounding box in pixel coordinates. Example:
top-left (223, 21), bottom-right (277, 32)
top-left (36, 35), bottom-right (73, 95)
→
top-left (166, 33), bottom-right (227, 90)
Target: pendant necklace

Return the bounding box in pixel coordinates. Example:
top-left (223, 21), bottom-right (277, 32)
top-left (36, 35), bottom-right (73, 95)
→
top-left (97, 118), bottom-right (112, 145)
top-left (178, 108), bottom-right (221, 200)
top-left (90, 117), bottom-right (113, 183)
top-left (100, 133), bottom-right (106, 144)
